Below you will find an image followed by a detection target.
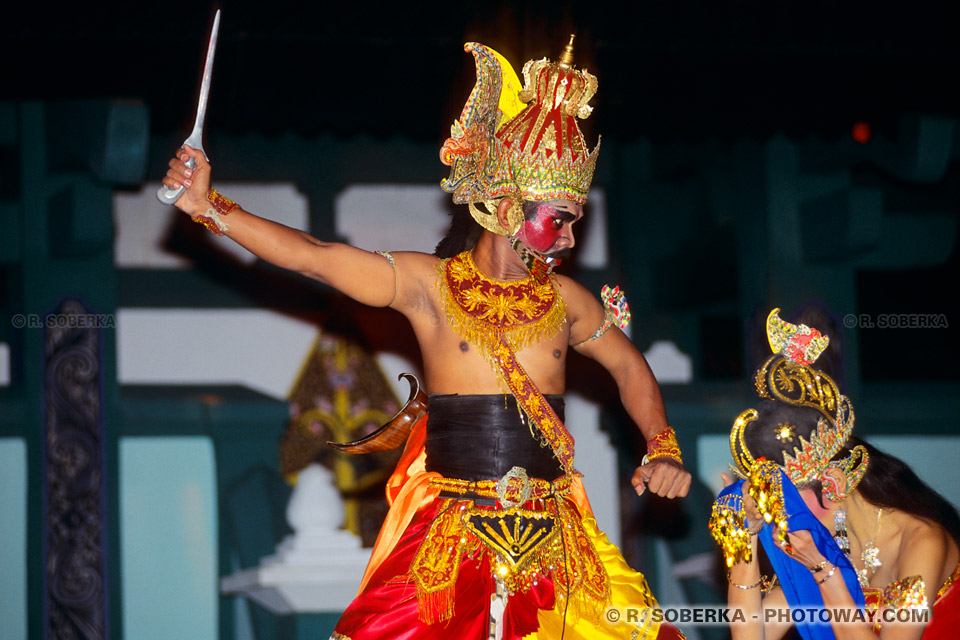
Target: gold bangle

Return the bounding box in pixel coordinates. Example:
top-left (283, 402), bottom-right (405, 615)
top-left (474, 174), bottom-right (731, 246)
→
top-left (730, 577), bottom-right (763, 590)
top-left (816, 564), bottom-right (837, 584)
top-left (808, 560), bottom-right (828, 573)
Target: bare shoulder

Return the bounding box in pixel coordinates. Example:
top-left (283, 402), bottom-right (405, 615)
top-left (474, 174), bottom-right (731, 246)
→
top-left (894, 512), bottom-right (953, 588)
top-left (391, 250), bottom-right (441, 276)
top-left (388, 251), bottom-right (443, 314)
top-left (554, 275), bottom-right (606, 342)
top-left (554, 275), bottom-right (599, 316)
top-left (900, 516), bottom-right (951, 552)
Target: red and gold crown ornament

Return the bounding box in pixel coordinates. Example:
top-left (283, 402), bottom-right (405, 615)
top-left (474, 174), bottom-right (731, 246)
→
top-left (441, 37), bottom-right (600, 236)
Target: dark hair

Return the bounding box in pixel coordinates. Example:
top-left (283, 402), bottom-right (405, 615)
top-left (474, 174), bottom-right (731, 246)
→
top-left (743, 399), bottom-right (960, 546)
top-left (434, 200), bottom-right (541, 258)
top-left (434, 207), bottom-right (483, 258)
top-left (521, 200), bottom-right (540, 221)
top-left (837, 436), bottom-right (960, 546)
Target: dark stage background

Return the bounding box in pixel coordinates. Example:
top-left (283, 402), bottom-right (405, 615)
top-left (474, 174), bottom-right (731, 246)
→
top-left (2, 2), bottom-right (959, 639)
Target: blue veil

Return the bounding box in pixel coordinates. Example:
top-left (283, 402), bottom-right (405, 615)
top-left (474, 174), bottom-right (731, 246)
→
top-left (717, 471), bottom-right (865, 640)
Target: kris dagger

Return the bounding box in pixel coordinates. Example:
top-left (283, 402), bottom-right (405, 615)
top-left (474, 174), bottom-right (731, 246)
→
top-left (157, 9), bottom-right (221, 205)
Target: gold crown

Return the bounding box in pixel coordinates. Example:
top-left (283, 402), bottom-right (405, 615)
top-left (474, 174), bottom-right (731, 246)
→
top-left (730, 309), bottom-right (864, 487)
top-left (441, 38), bottom-right (599, 235)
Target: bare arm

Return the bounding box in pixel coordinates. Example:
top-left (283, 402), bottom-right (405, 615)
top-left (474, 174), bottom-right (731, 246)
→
top-left (726, 531), bottom-right (769, 640)
top-left (163, 145), bottom-right (397, 307)
top-left (564, 278), bottom-right (691, 498)
top-left (723, 474), bottom-right (802, 640)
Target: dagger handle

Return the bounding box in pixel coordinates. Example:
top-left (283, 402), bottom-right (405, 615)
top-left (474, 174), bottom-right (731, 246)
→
top-left (156, 155), bottom-right (196, 205)
top-left (156, 128), bottom-right (207, 205)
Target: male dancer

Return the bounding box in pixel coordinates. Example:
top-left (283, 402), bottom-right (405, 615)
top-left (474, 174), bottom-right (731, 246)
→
top-left (164, 37), bottom-right (690, 639)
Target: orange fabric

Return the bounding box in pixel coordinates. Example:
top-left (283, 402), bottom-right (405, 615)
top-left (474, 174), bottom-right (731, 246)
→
top-left (357, 416), bottom-right (440, 593)
top-left (570, 476), bottom-right (596, 520)
top-left (384, 414), bottom-right (429, 505)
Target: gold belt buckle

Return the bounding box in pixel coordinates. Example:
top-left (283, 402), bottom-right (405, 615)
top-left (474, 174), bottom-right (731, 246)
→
top-left (496, 466), bottom-right (532, 508)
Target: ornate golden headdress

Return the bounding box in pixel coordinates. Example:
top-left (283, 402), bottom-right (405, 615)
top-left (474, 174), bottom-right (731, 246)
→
top-left (730, 309), bottom-right (867, 490)
top-left (440, 37), bottom-right (600, 236)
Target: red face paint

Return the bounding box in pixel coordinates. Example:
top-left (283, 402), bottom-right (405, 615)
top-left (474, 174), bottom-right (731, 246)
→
top-left (519, 202), bottom-right (578, 254)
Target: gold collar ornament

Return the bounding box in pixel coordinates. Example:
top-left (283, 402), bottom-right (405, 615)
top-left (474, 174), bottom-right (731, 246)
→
top-left (730, 309), bottom-right (868, 489)
top-left (440, 37), bottom-right (600, 236)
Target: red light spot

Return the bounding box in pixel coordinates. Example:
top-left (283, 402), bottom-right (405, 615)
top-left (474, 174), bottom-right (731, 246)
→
top-left (852, 121), bottom-right (871, 144)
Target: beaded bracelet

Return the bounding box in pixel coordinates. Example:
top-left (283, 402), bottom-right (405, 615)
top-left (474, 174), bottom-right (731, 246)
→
top-left (808, 560), bottom-right (828, 573)
top-left (816, 564), bottom-right (838, 585)
top-left (193, 188), bottom-right (240, 236)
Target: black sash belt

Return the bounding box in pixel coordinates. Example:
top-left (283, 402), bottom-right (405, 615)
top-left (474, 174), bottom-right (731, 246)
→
top-left (425, 393), bottom-right (566, 483)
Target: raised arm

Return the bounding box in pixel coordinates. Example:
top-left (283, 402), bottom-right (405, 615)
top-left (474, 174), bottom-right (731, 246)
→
top-left (564, 278), bottom-right (691, 498)
top-left (163, 145), bottom-right (397, 307)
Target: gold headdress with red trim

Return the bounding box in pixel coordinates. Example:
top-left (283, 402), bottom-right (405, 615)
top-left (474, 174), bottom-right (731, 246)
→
top-left (730, 309), bottom-right (866, 488)
top-left (440, 37), bottom-right (600, 236)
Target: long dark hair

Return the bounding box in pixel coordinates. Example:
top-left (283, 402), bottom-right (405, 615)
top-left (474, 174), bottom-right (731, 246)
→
top-left (844, 436), bottom-right (960, 546)
top-left (743, 399), bottom-right (960, 546)
top-left (434, 207), bottom-right (482, 258)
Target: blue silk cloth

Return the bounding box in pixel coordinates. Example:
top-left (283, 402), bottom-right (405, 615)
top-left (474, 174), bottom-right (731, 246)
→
top-left (717, 470), bottom-right (865, 640)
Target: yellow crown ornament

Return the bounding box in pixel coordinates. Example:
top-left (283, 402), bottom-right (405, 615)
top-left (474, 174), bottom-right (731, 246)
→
top-left (730, 309), bottom-right (867, 490)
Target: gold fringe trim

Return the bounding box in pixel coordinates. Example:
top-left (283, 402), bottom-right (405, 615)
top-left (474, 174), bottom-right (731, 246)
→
top-left (437, 252), bottom-right (566, 370)
top-left (709, 494), bottom-right (753, 568)
top-left (411, 500), bottom-right (466, 624)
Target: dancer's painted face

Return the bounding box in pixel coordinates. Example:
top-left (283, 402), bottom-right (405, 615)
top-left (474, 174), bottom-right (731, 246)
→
top-left (517, 200), bottom-right (582, 260)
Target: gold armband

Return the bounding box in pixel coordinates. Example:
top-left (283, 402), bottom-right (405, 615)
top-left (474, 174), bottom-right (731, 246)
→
top-left (572, 285), bottom-right (631, 347)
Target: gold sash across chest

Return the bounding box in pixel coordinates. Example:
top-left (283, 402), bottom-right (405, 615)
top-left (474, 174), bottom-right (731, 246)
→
top-left (439, 251), bottom-right (578, 475)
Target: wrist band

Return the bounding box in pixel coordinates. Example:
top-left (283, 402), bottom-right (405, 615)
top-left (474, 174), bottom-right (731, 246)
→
top-left (646, 426), bottom-right (683, 465)
top-left (193, 188), bottom-right (240, 236)
top-left (208, 188), bottom-right (239, 215)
